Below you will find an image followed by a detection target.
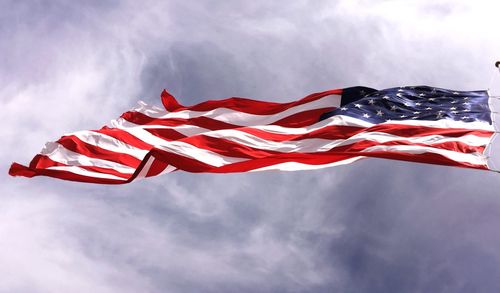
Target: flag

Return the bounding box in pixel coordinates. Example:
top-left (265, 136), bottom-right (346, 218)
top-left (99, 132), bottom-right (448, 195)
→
top-left (9, 86), bottom-right (496, 184)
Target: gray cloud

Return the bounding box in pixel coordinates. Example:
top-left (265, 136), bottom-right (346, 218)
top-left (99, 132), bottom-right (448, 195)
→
top-left (2, 0), bottom-right (500, 292)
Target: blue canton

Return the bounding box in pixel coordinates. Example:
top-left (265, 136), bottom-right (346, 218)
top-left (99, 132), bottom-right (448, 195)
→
top-left (321, 86), bottom-right (492, 124)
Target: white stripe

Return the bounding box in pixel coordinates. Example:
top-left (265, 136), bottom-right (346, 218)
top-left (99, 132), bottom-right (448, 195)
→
top-left (135, 155), bottom-right (155, 179)
top-left (381, 118), bottom-right (495, 131)
top-left (40, 142), bottom-right (136, 174)
top-left (112, 121), bottom-right (246, 167)
top-left (111, 118), bottom-right (211, 136)
top-left (111, 121), bottom-right (178, 145)
top-left (160, 164), bottom-right (177, 174)
top-left (253, 115), bottom-right (494, 136)
top-left (250, 156), bottom-right (365, 172)
top-left (46, 166), bottom-right (127, 180)
top-left (155, 141), bottom-right (246, 167)
top-left (252, 115), bottom-right (373, 134)
top-left (204, 128), bottom-right (490, 153)
top-left (133, 94), bottom-right (341, 126)
top-left (361, 145), bottom-right (487, 166)
top-left (70, 131), bottom-right (149, 159)
top-left (135, 156), bottom-right (177, 179)
top-left (167, 124), bottom-right (212, 137)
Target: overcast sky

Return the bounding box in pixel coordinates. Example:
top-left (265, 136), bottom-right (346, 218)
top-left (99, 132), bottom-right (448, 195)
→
top-left (2, 0), bottom-right (500, 292)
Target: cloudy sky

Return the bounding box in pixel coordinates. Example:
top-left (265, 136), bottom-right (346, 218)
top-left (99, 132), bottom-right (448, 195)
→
top-left (2, 0), bottom-right (500, 292)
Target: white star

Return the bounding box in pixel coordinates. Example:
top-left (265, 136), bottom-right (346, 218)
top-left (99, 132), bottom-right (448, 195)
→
top-left (404, 102), bottom-right (411, 107)
top-left (451, 100), bottom-right (458, 104)
top-left (450, 107), bottom-right (456, 110)
top-left (462, 102), bottom-right (470, 106)
top-left (419, 93), bottom-right (425, 97)
top-left (411, 116), bottom-right (419, 119)
top-left (463, 97), bottom-right (469, 100)
top-left (453, 91), bottom-right (459, 95)
top-left (436, 112), bottom-right (444, 118)
top-left (382, 95), bottom-right (390, 100)
top-left (428, 98), bottom-right (436, 101)
top-left (340, 107), bottom-right (348, 111)
top-left (376, 110), bottom-right (383, 116)
top-left (425, 107), bottom-right (432, 110)
top-left (461, 116), bottom-right (470, 119)
top-left (390, 105), bottom-right (397, 111)
top-left (368, 99), bottom-right (375, 105)
top-left (400, 115), bottom-right (407, 118)
top-left (354, 104), bottom-right (362, 108)
top-left (413, 111), bottom-right (420, 114)
top-left (464, 109), bottom-right (471, 112)
top-left (415, 102), bottom-right (422, 106)
top-left (398, 89), bottom-right (404, 92)
top-left (363, 113), bottom-right (371, 118)
top-left (451, 111), bottom-right (458, 114)
top-left (396, 93), bottom-right (403, 98)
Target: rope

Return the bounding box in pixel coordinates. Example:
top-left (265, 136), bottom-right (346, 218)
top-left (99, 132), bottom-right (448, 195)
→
top-left (487, 67), bottom-right (499, 91)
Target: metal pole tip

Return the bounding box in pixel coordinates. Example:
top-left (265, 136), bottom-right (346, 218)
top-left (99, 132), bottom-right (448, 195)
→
top-left (496, 61), bottom-right (500, 68)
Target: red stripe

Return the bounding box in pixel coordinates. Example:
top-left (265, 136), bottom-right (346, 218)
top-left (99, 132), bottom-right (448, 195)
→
top-left (16, 167), bottom-right (126, 184)
top-left (145, 128), bottom-right (187, 141)
top-left (149, 149), bottom-right (215, 173)
top-left (239, 125), bottom-right (493, 143)
top-left (57, 135), bottom-right (142, 168)
top-left (212, 153), bottom-right (357, 173)
top-left (215, 151), bottom-right (487, 173)
top-left (161, 88), bottom-right (342, 114)
top-left (122, 112), bottom-right (238, 130)
top-left (238, 125), bottom-right (361, 142)
top-left (357, 151), bottom-right (488, 170)
top-left (145, 157), bottom-right (170, 177)
top-left (121, 109), bottom-right (336, 130)
top-left (9, 162), bottom-right (37, 177)
top-left (180, 135), bottom-right (281, 159)
top-left (95, 127), bottom-right (153, 150)
top-left (175, 133), bottom-right (485, 162)
top-left (10, 156), bottom-right (129, 183)
top-left (29, 155), bottom-right (133, 179)
top-left (366, 124), bottom-right (494, 138)
top-left (272, 107), bottom-right (335, 127)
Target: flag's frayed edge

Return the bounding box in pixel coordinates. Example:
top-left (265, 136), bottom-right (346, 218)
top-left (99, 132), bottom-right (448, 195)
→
top-left (9, 162), bottom-right (37, 177)
top-left (161, 89), bottom-right (183, 112)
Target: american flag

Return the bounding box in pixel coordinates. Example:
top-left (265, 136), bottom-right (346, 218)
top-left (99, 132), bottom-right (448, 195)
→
top-left (9, 86), bottom-right (496, 184)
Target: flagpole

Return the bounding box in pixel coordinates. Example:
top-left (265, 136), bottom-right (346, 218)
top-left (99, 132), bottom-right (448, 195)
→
top-left (487, 61), bottom-right (500, 172)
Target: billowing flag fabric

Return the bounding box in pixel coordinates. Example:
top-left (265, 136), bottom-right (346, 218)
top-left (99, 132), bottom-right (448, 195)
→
top-left (9, 86), bottom-right (496, 184)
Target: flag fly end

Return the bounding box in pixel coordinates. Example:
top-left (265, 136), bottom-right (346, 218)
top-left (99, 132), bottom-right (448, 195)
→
top-left (161, 89), bottom-right (183, 112)
top-left (8, 163), bottom-right (37, 178)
